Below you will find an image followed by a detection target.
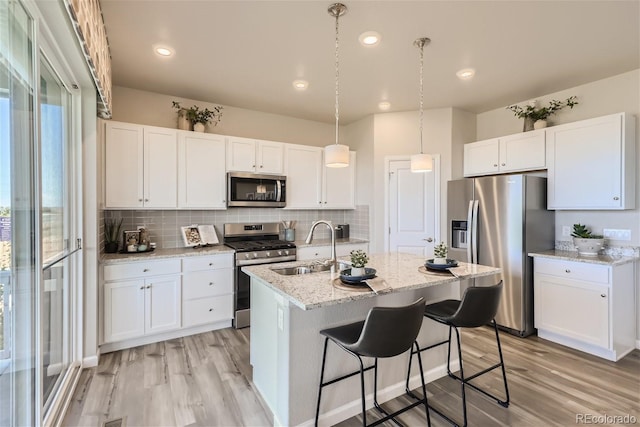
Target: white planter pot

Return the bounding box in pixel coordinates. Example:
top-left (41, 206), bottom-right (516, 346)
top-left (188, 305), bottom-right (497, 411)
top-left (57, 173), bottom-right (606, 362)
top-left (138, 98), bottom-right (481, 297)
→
top-left (350, 267), bottom-right (366, 276)
top-left (193, 122), bottom-right (205, 132)
top-left (573, 237), bottom-right (604, 256)
top-left (534, 119), bottom-right (548, 130)
top-left (433, 257), bottom-right (448, 264)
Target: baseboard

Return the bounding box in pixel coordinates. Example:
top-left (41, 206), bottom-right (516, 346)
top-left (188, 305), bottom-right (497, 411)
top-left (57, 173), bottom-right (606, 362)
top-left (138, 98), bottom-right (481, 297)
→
top-left (82, 355), bottom-right (99, 368)
top-left (300, 359), bottom-right (460, 427)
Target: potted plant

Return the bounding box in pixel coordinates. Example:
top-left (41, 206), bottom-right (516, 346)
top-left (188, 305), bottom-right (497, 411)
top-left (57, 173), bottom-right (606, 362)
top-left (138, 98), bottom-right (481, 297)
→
top-left (104, 217), bottom-right (123, 253)
top-left (433, 242), bottom-right (448, 264)
top-left (172, 101), bottom-right (223, 132)
top-left (350, 249), bottom-right (369, 276)
top-left (506, 96), bottom-right (578, 131)
top-left (571, 223), bottom-right (604, 256)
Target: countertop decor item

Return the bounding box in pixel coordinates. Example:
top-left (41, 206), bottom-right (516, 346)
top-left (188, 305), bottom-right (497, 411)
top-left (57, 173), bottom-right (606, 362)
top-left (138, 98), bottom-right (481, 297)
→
top-left (433, 241), bottom-right (447, 264)
top-left (172, 101), bottom-right (223, 131)
top-left (104, 217), bottom-right (123, 253)
top-left (571, 223), bottom-right (604, 256)
top-left (350, 249), bottom-right (369, 276)
top-left (506, 96), bottom-right (578, 131)
top-left (339, 267), bottom-right (377, 284)
top-left (323, 3), bottom-right (350, 168)
top-left (410, 37), bottom-right (433, 172)
top-left (425, 259), bottom-right (459, 270)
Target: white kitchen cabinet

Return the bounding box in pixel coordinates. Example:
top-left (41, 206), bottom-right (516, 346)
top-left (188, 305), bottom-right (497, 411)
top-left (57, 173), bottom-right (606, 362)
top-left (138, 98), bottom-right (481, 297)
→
top-left (284, 144), bottom-right (356, 209)
top-left (182, 254), bottom-right (234, 328)
top-left (533, 257), bottom-right (635, 361)
top-left (463, 129), bottom-right (545, 177)
top-left (226, 136), bottom-right (284, 174)
top-left (546, 113), bottom-right (635, 210)
top-left (297, 242), bottom-right (368, 261)
top-left (178, 132), bottom-right (226, 209)
top-left (103, 279), bottom-right (145, 343)
top-left (105, 121), bottom-right (178, 209)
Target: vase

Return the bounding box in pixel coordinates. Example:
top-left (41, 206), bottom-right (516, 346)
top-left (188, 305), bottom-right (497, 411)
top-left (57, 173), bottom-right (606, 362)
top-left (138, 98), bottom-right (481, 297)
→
top-left (193, 122), bottom-right (205, 133)
top-left (523, 116), bottom-right (535, 132)
top-left (534, 119), bottom-right (547, 130)
top-left (351, 267), bottom-right (366, 277)
top-left (433, 257), bottom-right (448, 265)
top-left (177, 114), bottom-right (190, 130)
top-left (105, 241), bottom-right (119, 253)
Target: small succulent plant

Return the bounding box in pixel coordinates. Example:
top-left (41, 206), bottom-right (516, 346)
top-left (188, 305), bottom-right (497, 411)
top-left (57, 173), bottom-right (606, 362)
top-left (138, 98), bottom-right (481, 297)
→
top-left (434, 242), bottom-right (448, 258)
top-left (571, 223), bottom-right (603, 239)
top-left (350, 250), bottom-right (369, 268)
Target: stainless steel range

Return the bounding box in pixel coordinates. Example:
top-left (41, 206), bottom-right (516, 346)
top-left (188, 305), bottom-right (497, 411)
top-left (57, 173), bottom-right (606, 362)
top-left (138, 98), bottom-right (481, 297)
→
top-left (224, 223), bottom-right (296, 328)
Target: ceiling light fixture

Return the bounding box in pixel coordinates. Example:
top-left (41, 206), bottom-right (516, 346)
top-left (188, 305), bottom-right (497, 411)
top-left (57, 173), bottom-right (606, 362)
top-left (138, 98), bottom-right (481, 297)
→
top-left (292, 79), bottom-right (309, 90)
top-left (378, 101), bottom-right (391, 111)
top-left (154, 46), bottom-right (173, 57)
top-left (359, 31), bottom-right (381, 46)
top-left (410, 37), bottom-right (433, 173)
top-left (456, 68), bottom-right (475, 80)
top-left (324, 3), bottom-right (349, 168)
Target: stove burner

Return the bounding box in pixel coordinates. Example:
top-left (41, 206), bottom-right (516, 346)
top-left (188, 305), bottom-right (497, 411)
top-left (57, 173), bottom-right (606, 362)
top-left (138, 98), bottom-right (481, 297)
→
top-left (226, 239), bottom-right (296, 252)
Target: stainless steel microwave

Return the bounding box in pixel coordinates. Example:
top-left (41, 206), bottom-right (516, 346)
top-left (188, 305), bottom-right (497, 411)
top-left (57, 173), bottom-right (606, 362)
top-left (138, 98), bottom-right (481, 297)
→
top-left (227, 172), bottom-right (286, 207)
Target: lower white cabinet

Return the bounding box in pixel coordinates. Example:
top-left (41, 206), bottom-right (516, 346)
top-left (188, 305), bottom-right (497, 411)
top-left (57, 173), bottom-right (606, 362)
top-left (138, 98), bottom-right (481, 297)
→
top-left (533, 257), bottom-right (635, 361)
top-left (297, 242), bottom-right (368, 261)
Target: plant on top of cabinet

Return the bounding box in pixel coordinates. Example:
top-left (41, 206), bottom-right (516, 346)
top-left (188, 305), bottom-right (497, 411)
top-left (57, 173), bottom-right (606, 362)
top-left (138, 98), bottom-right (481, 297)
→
top-left (172, 101), bottom-right (223, 132)
top-left (506, 96), bottom-right (578, 131)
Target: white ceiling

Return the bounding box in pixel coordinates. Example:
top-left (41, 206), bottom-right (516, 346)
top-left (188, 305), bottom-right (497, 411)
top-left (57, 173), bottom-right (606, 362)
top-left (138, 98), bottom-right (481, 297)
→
top-left (100, 1), bottom-right (639, 125)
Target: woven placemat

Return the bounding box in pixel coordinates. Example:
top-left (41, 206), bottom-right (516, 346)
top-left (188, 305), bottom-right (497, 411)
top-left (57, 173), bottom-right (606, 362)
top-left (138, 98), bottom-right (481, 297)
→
top-left (332, 278), bottom-right (371, 292)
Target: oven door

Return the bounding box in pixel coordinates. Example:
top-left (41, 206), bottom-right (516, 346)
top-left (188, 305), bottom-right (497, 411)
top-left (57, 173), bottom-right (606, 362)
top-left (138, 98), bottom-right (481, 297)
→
top-left (227, 172), bottom-right (286, 207)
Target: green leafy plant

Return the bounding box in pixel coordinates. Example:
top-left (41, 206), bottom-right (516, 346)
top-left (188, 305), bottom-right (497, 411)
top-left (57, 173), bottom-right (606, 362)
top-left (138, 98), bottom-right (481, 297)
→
top-left (571, 223), bottom-right (603, 239)
top-left (434, 242), bottom-right (448, 258)
top-left (172, 101), bottom-right (223, 126)
top-left (507, 96), bottom-right (578, 121)
top-left (350, 249), bottom-right (369, 268)
top-left (104, 217), bottom-right (124, 244)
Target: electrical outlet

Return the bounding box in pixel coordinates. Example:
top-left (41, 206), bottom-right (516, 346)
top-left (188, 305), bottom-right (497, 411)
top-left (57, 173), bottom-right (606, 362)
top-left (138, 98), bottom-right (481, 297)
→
top-left (603, 229), bottom-right (631, 241)
top-left (562, 226), bottom-right (571, 237)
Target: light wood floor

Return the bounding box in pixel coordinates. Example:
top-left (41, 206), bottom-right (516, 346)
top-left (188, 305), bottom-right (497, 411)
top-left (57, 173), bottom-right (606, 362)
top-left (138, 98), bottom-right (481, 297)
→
top-left (64, 327), bottom-right (639, 426)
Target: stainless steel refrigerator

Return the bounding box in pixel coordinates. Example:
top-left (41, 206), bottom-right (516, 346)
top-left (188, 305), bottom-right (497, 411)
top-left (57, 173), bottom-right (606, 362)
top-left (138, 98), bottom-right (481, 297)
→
top-left (447, 174), bottom-right (554, 337)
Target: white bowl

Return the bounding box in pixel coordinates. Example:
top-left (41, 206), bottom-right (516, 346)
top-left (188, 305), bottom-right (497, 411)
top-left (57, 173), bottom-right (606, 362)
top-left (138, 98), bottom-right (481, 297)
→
top-left (573, 237), bottom-right (604, 256)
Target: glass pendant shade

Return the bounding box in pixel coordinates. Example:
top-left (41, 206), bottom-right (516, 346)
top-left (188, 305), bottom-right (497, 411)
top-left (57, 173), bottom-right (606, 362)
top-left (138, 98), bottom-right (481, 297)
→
top-left (410, 153), bottom-right (433, 172)
top-left (325, 144), bottom-right (350, 168)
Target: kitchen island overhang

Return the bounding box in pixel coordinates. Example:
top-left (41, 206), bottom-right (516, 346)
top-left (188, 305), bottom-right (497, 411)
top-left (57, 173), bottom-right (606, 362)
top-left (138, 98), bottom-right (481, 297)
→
top-left (243, 252), bottom-right (501, 426)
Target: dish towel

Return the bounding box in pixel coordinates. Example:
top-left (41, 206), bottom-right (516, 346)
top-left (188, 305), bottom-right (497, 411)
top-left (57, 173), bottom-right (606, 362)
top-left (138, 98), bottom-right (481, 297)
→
top-left (364, 277), bottom-right (392, 294)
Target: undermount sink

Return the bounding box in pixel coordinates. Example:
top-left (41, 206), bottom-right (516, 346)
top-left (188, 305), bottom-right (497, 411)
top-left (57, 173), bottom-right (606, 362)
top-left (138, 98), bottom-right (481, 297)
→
top-left (271, 262), bottom-right (350, 276)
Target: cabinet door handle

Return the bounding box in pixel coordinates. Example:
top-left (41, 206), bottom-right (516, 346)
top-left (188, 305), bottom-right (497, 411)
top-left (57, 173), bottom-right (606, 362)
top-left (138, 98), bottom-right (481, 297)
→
top-left (146, 285), bottom-right (151, 289)
top-left (138, 198), bottom-right (143, 202)
top-left (209, 282), bottom-right (214, 286)
top-left (501, 163), bottom-right (506, 166)
top-left (600, 294), bottom-right (606, 298)
top-left (209, 308), bottom-right (214, 312)
top-left (493, 164), bottom-right (498, 167)
top-left (143, 268), bottom-right (149, 272)
top-left (613, 196), bottom-right (620, 200)
top-left (324, 201), bottom-right (327, 204)
top-left (260, 165), bottom-right (263, 168)
top-left (140, 286), bottom-right (144, 290)
top-left (252, 164), bottom-right (256, 168)
top-left (209, 262), bottom-right (214, 266)
top-left (565, 269), bottom-right (571, 273)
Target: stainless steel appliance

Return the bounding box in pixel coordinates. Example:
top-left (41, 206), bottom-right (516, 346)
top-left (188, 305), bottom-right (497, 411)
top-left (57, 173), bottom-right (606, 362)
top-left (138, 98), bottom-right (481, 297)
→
top-left (227, 172), bottom-right (286, 207)
top-left (224, 222), bottom-right (296, 328)
top-left (447, 174), bottom-right (554, 337)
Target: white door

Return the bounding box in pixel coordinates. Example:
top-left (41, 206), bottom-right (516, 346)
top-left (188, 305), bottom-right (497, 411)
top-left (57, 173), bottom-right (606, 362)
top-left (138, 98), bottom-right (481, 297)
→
top-left (388, 159), bottom-right (437, 256)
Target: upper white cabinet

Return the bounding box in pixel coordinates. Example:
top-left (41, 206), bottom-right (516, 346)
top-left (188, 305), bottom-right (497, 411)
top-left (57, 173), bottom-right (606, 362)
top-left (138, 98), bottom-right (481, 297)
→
top-left (547, 113), bottom-right (635, 210)
top-left (105, 121), bottom-right (177, 209)
top-left (284, 144), bottom-right (356, 209)
top-left (178, 132), bottom-right (226, 209)
top-left (463, 129), bottom-right (545, 177)
top-left (226, 136), bottom-right (284, 174)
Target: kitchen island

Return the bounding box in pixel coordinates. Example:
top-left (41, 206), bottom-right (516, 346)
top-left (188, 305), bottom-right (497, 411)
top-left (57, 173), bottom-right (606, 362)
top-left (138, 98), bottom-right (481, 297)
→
top-left (242, 252), bottom-right (500, 426)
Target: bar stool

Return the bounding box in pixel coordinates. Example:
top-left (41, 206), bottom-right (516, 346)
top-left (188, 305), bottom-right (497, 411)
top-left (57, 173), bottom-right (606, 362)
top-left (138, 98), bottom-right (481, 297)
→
top-left (406, 281), bottom-right (509, 427)
top-left (315, 298), bottom-right (431, 427)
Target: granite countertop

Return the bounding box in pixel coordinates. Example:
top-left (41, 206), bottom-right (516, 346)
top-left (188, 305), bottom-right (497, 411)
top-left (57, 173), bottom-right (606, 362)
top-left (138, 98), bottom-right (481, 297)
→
top-left (101, 245), bottom-right (235, 265)
top-left (242, 252), bottom-right (501, 310)
top-left (293, 237), bottom-right (369, 248)
top-left (528, 250), bottom-right (639, 266)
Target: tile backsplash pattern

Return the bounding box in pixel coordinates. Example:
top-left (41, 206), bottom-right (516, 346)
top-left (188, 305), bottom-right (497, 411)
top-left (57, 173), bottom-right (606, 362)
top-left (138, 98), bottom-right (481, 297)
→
top-left (104, 205), bottom-right (370, 250)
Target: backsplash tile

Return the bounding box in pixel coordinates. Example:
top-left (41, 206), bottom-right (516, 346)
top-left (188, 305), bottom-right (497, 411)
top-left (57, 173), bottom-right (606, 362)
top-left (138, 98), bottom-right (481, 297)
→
top-left (555, 239), bottom-right (640, 257)
top-left (104, 205), bottom-right (370, 250)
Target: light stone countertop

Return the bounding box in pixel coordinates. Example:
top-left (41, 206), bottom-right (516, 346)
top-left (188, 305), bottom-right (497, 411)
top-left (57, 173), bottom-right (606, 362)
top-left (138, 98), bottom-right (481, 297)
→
top-left (242, 252), bottom-right (501, 310)
top-left (528, 249), bottom-right (639, 266)
top-left (101, 245), bottom-right (235, 265)
top-left (293, 237), bottom-right (369, 248)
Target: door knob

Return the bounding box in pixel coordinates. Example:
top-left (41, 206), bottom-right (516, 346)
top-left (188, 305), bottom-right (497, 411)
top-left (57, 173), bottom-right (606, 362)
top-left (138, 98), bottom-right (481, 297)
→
top-left (423, 237), bottom-right (433, 242)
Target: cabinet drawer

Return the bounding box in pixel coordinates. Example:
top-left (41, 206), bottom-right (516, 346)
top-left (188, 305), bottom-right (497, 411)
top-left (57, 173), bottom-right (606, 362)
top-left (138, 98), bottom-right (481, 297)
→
top-left (104, 259), bottom-right (181, 281)
top-left (183, 295), bottom-right (233, 327)
top-left (182, 254), bottom-right (234, 272)
top-left (183, 269), bottom-right (234, 300)
top-left (534, 258), bottom-right (609, 284)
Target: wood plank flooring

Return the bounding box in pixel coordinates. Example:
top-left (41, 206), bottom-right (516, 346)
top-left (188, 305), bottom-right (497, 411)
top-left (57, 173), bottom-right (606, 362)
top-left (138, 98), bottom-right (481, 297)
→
top-left (64, 327), bottom-right (639, 426)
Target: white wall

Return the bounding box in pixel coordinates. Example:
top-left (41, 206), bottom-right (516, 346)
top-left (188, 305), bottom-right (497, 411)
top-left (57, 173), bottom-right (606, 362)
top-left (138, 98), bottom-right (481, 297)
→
top-left (112, 86), bottom-right (337, 147)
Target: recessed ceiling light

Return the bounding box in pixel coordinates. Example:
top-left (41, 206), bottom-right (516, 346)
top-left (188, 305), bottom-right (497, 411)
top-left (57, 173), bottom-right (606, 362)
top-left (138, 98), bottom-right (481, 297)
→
top-left (154, 46), bottom-right (174, 57)
top-left (378, 101), bottom-right (391, 111)
top-left (456, 68), bottom-right (475, 80)
top-left (292, 79), bottom-right (309, 90)
top-left (359, 31), bottom-right (381, 46)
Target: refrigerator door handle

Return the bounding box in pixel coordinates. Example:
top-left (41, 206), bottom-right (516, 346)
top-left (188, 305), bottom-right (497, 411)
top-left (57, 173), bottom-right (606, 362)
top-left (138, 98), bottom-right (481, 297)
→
top-left (466, 200), bottom-right (474, 263)
top-left (471, 200), bottom-right (479, 264)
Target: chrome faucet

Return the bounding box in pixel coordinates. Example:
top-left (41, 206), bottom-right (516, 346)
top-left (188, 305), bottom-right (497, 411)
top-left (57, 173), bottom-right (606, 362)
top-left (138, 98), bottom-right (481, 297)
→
top-left (305, 220), bottom-right (337, 266)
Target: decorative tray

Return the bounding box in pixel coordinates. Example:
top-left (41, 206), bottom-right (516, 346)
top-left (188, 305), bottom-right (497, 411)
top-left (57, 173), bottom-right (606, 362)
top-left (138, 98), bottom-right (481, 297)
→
top-left (339, 267), bottom-right (377, 284)
top-left (118, 248), bottom-right (156, 255)
top-left (424, 259), bottom-right (458, 270)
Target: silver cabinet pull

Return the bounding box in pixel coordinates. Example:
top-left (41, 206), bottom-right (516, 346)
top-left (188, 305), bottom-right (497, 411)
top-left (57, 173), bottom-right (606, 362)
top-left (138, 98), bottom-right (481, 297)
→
top-left (209, 282), bottom-right (214, 286)
top-left (613, 196), bottom-right (620, 200)
top-left (143, 268), bottom-right (149, 272)
top-left (146, 285), bottom-right (151, 289)
top-left (140, 286), bottom-right (144, 290)
top-left (600, 294), bottom-right (606, 298)
top-left (138, 198), bottom-right (143, 202)
top-left (565, 269), bottom-right (571, 273)
top-left (209, 308), bottom-right (214, 312)
top-left (260, 165), bottom-right (263, 168)
top-left (501, 163), bottom-right (506, 166)
top-left (209, 262), bottom-right (214, 266)
top-left (493, 164), bottom-right (498, 167)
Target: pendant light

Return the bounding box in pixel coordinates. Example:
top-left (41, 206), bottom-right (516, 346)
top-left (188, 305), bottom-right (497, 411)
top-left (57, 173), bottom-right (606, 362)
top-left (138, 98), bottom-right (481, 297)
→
top-left (410, 37), bottom-right (433, 173)
top-left (324, 3), bottom-right (349, 168)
